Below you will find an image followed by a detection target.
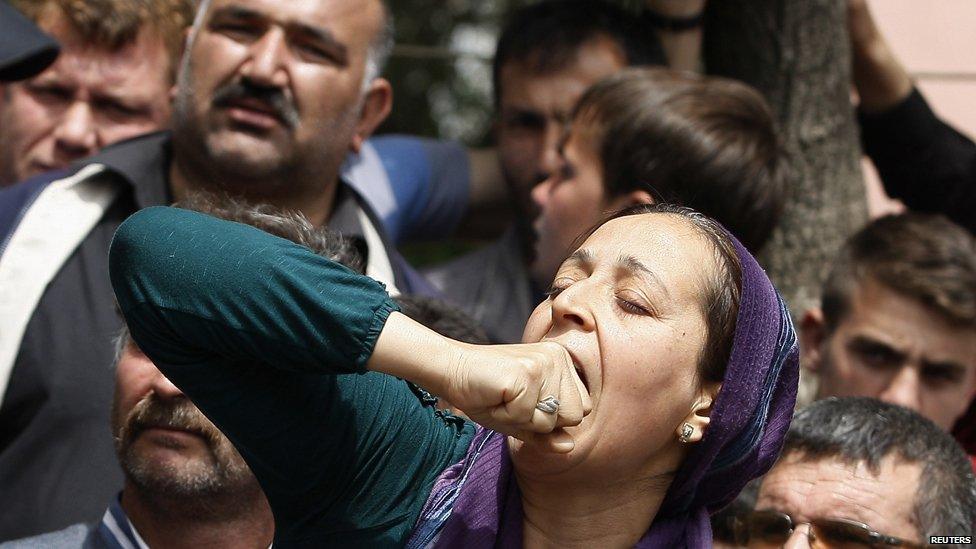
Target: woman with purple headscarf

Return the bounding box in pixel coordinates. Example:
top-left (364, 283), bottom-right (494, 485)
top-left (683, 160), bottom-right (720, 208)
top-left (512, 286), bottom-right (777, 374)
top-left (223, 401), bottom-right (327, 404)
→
top-left (109, 202), bottom-right (798, 548)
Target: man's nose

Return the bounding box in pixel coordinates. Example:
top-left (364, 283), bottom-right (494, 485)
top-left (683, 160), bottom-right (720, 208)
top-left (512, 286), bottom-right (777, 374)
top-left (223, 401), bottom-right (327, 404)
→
top-left (53, 102), bottom-right (98, 159)
top-left (531, 175), bottom-right (553, 210)
top-left (783, 523), bottom-right (813, 549)
top-left (149, 370), bottom-right (185, 400)
top-left (879, 367), bottom-right (922, 412)
top-left (534, 122), bottom-right (562, 182)
top-left (241, 28), bottom-right (289, 88)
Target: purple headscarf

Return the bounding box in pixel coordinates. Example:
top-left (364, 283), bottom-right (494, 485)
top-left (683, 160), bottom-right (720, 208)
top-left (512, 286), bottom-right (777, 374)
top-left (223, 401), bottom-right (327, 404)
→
top-left (407, 236), bottom-right (799, 548)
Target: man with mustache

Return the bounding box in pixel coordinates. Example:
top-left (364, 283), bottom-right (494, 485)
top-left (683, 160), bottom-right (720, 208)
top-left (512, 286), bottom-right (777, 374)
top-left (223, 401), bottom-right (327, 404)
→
top-left (0, 0), bottom-right (195, 539)
top-left (0, 0), bottom-right (416, 540)
top-left (3, 328), bottom-right (275, 548)
top-left (3, 195), bottom-right (366, 547)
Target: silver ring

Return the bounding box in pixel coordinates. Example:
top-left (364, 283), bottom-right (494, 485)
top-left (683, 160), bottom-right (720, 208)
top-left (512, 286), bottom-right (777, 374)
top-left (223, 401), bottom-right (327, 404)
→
top-left (535, 395), bottom-right (560, 414)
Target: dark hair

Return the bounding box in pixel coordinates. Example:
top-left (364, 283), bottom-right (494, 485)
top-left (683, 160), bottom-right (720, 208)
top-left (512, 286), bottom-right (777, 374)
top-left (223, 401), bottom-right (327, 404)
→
top-left (606, 203), bottom-right (742, 383)
top-left (174, 192), bottom-right (365, 274)
top-left (821, 213), bottom-right (976, 332)
top-left (782, 397), bottom-right (976, 541)
top-left (393, 295), bottom-right (490, 345)
top-left (11, 0), bottom-right (195, 80)
top-left (573, 68), bottom-right (785, 254)
top-left (492, 0), bottom-right (666, 106)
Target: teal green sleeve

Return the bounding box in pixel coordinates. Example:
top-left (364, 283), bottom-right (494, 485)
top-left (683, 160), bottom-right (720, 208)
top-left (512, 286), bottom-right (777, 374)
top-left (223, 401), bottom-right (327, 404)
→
top-left (110, 206), bottom-right (395, 373)
top-left (109, 207), bottom-right (476, 547)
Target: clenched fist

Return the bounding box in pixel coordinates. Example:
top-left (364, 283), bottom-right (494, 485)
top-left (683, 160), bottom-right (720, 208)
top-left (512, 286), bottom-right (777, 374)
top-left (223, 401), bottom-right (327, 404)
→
top-left (368, 313), bottom-right (592, 452)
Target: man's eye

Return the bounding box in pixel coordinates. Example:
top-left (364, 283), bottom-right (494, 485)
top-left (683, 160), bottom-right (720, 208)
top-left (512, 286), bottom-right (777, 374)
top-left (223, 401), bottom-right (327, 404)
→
top-left (559, 164), bottom-right (576, 181)
top-left (214, 22), bottom-right (261, 42)
top-left (296, 43), bottom-right (336, 64)
top-left (922, 366), bottom-right (963, 385)
top-left (29, 85), bottom-right (71, 103)
top-left (852, 344), bottom-right (900, 370)
top-left (505, 113), bottom-right (545, 131)
top-left (94, 99), bottom-right (143, 119)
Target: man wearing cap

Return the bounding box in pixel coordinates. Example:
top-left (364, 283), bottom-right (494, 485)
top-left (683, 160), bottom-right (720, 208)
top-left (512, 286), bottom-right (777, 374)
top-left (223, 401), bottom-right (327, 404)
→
top-left (0, 0), bottom-right (58, 82)
top-left (0, 0), bottom-right (189, 187)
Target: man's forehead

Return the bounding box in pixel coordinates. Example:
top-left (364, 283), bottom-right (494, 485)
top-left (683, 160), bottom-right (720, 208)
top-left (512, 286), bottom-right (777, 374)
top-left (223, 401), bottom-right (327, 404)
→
top-left (758, 454), bottom-right (921, 533)
top-left (843, 278), bottom-right (976, 364)
top-left (205, 0), bottom-right (383, 39)
top-left (498, 36), bottom-right (626, 99)
top-left (28, 38), bottom-right (171, 98)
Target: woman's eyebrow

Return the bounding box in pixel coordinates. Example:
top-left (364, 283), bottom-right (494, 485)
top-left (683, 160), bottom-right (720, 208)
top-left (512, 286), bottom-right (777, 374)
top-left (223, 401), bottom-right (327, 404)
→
top-left (617, 255), bottom-right (672, 301)
top-left (565, 248), bottom-right (594, 268)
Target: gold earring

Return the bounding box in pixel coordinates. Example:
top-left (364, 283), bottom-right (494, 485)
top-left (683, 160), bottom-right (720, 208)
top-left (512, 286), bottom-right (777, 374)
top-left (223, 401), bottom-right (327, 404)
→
top-left (679, 423), bottom-right (694, 443)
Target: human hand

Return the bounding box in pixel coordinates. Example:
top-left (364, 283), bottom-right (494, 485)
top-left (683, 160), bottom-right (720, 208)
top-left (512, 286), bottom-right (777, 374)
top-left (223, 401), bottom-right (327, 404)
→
top-left (368, 313), bottom-right (591, 452)
top-left (846, 0), bottom-right (912, 112)
top-left (443, 341), bottom-right (592, 452)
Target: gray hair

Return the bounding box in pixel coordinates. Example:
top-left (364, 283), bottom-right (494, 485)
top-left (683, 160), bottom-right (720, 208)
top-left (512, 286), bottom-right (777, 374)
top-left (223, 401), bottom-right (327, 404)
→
top-left (174, 191), bottom-right (365, 274)
top-left (783, 397), bottom-right (976, 542)
top-left (112, 323), bottom-right (131, 367)
top-left (189, 0), bottom-right (392, 91)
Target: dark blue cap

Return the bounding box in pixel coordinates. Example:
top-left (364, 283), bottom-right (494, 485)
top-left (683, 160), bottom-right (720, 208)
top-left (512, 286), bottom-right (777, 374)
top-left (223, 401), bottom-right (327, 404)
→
top-left (0, 1), bottom-right (59, 81)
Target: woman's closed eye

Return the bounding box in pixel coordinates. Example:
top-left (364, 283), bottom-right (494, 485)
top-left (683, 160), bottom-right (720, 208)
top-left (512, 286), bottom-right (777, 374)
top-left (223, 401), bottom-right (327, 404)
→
top-left (615, 290), bottom-right (653, 316)
top-left (544, 278), bottom-right (575, 299)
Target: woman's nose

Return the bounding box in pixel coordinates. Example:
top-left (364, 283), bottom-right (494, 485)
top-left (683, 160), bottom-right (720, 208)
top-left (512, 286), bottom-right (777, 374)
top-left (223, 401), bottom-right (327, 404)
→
top-left (549, 284), bottom-right (596, 332)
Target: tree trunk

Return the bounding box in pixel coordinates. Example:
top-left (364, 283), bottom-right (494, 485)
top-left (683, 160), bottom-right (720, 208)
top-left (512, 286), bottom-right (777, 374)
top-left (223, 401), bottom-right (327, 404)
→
top-left (704, 0), bottom-right (867, 318)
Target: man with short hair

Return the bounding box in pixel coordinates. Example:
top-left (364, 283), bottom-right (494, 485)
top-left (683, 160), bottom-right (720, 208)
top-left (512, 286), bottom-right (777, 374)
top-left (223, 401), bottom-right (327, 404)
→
top-left (0, 0), bottom-right (59, 82)
top-left (0, 0), bottom-right (409, 539)
top-left (801, 213), bottom-right (976, 434)
top-left (740, 397), bottom-right (976, 547)
top-left (0, 0), bottom-right (193, 186)
top-left (5, 197), bottom-right (364, 548)
top-left (422, 0), bottom-right (667, 342)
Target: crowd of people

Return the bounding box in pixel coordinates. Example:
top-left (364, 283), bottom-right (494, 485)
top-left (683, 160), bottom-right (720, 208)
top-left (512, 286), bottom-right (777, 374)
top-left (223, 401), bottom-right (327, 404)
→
top-left (0, 0), bottom-right (973, 547)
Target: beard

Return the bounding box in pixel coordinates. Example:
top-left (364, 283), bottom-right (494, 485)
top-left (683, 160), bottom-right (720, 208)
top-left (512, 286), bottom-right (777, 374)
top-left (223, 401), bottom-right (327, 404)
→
top-left (112, 393), bottom-right (257, 500)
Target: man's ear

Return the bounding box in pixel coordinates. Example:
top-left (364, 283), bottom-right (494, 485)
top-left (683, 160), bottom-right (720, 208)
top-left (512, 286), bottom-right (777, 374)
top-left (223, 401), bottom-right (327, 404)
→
top-left (676, 382), bottom-right (720, 444)
top-left (349, 78), bottom-right (393, 154)
top-left (800, 308), bottom-right (827, 373)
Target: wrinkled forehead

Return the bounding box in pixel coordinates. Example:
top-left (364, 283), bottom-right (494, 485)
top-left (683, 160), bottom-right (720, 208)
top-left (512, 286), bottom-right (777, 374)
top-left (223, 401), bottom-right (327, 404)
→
top-left (201, 0), bottom-right (384, 52)
top-left (757, 453), bottom-right (921, 535)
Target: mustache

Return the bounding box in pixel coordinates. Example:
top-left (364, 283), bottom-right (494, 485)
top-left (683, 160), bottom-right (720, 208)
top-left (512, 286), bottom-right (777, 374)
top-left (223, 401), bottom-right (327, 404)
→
top-left (119, 395), bottom-right (223, 449)
top-left (212, 80), bottom-right (300, 129)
